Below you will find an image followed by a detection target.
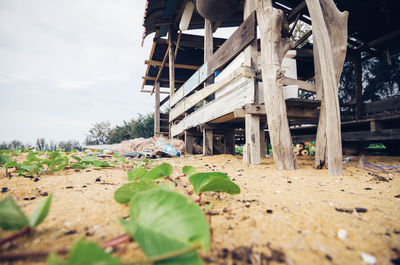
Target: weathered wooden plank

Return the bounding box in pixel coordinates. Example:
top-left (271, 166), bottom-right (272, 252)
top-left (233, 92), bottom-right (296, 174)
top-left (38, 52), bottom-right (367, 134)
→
top-left (169, 67), bottom-right (253, 122)
top-left (283, 77), bottom-right (316, 93)
top-left (142, 76), bottom-right (185, 83)
top-left (184, 131), bottom-right (194, 155)
top-left (293, 129), bottom-right (400, 142)
top-left (244, 104), bottom-right (318, 118)
top-left (171, 78), bottom-right (254, 136)
top-left (141, 89), bottom-right (170, 95)
top-left (363, 98), bottom-right (400, 114)
top-left (169, 12), bottom-right (257, 107)
top-left (145, 60), bottom-right (200, 70)
top-left (160, 96), bottom-right (169, 107)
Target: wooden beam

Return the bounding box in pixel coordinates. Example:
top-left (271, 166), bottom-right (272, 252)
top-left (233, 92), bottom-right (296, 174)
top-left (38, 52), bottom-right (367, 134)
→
top-left (184, 131), bottom-right (194, 155)
top-left (306, 0), bottom-right (347, 176)
top-left (168, 27), bottom-right (175, 95)
top-left (141, 30), bottom-right (159, 90)
top-left (283, 77), bottom-right (316, 93)
top-left (353, 51), bottom-right (363, 119)
top-left (145, 60), bottom-right (200, 70)
top-left (160, 95), bottom-right (170, 107)
top-left (154, 82), bottom-right (161, 136)
top-left (141, 89), bottom-right (170, 95)
top-left (287, 1), bottom-right (306, 23)
top-left (169, 12), bottom-right (257, 107)
top-left (244, 104), bottom-right (318, 118)
top-left (204, 18), bottom-right (214, 99)
top-left (151, 45), bottom-right (170, 95)
top-left (291, 30), bottom-right (312, 49)
top-left (244, 113), bottom-right (260, 165)
top-left (179, 34), bottom-right (226, 49)
top-left (142, 76), bottom-right (185, 83)
top-left (257, 0), bottom-right (298, 170)
top-left (224, 130), bottom-right (235, 155)
top-left (358, 29), bottom-right (400, 51)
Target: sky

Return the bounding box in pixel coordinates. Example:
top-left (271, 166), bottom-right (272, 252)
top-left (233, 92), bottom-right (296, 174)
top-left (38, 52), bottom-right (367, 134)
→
top-left (0, 0), bottom-right (157, 144)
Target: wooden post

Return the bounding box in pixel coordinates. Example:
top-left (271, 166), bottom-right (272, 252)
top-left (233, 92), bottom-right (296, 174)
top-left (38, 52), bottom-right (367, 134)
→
top-left (203, 129), bottom-right (213, 155)
top-left (256, 0), bottom-right (298, 170)
top-left (353, 51), bottom-right (363, 120)
top-left (204, 19), bottom-right (214, 103)
top-left (244, 0), bottom-right (259, 103)
top-left (306, 0), bottom-right (347, 176)
top-left (224, 130), bottom-right (235, 155)
top-left (168, 28), bottom-right (175, 95)
top-left (184, 131), bottom-right (194, 155)
top-left (154, 82), bottom-right (161, 136)
top-left (245, 113), bottom-right (261, 165)
top-left (260, 128), bottom-right (266, 158)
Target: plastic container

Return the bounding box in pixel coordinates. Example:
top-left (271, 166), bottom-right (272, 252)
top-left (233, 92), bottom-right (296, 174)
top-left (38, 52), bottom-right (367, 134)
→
top-left (157, 143), bottom-right (181, 157)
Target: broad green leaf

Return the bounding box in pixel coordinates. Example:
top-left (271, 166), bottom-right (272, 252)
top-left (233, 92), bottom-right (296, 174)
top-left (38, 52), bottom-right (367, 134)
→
top-left (55, 163), bottom-right (67, 172)
top-left (71, 156), bottom-right (81, 162)
top-left (63, 239), bottom-right (119, 265)
top-left (29, 193), bottom-right (53, 228)
top-left (0, 196), bottom-right (29, 231)
top-left (189, 172), bottom-right (240, 195)
top-left (49, 151), bottom-right (61, 160)
top-left (127, 167), bottom-right (148, 181)
top-left (182, 166), bottom-right (196, 176)
top-left (81, 156), bottom-right (98, 164)
top-left (141, 163), bottom-right (173, 180)
top-left (72, 163), bottom-right (87, 169)
top-left (3, 161), bottom-right (17, 168)
top-left (0, 155), bottom-right (13, 165)
top-left (114, 179), bottom-right (159, 204)
top-left (19, 163), bottom-right (40, 174)
top-left (121, 189), bottom-right (209, 265)
top-left (143, 158), bottom-right (152, 165)
top-left (26, 152), bottom-right (41, 162)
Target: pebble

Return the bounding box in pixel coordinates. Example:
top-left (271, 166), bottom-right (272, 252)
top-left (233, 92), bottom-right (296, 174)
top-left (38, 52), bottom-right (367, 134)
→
top-left (34, 177), bottom-right (40, 182)
top-left (1, 187), bottom-right (8, 193)
top-left (337, 229), bottom-right (348, 240)
top-left (64, 222), bottom-right (72, 227)
top-left (360, 253), bottom-right (377, 264)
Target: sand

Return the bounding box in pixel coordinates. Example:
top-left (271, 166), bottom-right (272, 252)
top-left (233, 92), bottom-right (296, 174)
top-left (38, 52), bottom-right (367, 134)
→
top-left (0, 154), bottom-right (399, 265)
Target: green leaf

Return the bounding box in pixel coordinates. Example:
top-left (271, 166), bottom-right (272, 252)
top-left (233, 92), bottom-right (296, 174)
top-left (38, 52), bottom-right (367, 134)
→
top-left (120, 189), bottom-right (209, 265)
top-left (143, 158), bottom-right (152, 165)
top-left (55, 163), bottom-right (67, 172)
top-left (72, 163), bottom-right (87, 169)
top-left (182, 166), bottom-right (196, 177)
top-left (63, 239), bottom-right (119, 265)
top-left (0, 196), bottom-right (29, 231)
top-left (26, 152), bottom-right (41, 162)
top-left (189, 172), bottom-right (240, 195)
top-left (29, 193), bottom-right (52, 228)
top-left (0, 155), bottom-right (13, 165)
top-left (71, 155), bottom-right (81, 162)
top-left (142, 163), bottom-right (173, 180)
top-left (3, 161), bottom-right (17, 168)
top-left (114, 179), bottom-right (159, 204)
top-left (81, 156), bottom-right (98, 163)
top-left (127, 167), bottom-right (148, 181)
top-left (49, 151), bottom-right (61, 161)
top-left (19, 163), bottom-right (40, 174)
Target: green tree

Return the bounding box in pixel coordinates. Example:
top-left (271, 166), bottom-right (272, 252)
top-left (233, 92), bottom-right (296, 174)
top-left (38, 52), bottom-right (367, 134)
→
top-left (84, 121), bottom-right (111, 145)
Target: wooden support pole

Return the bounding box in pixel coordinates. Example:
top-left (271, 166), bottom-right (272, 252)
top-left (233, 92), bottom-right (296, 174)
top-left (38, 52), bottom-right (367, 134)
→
top-left (260, 128), bottom-right (266, 158)
top-left (256, 0), bottom-right (298, 170)
top-left (144, 60), bottom-right (199, 70)
top-left (353, 51), bottom-right (363, 120)
top-left (184, 131), bottom-right (194, 155)
top-left (168, 28), bottom-right (175, 95)
top-left (204, 19), bottom-right (214, 103)
top-left (306, 0), bottom-right (348, 176)
top-left (154, 82), bottom-right (161, 136)
top-left (151, 46), bottom-right (170, 95)
top-left (245, 113), bottom-right (261, 165)
top-left (224, 130), bottom-right (235, 155)
top-left (203, 129), bottom-right (213, 156)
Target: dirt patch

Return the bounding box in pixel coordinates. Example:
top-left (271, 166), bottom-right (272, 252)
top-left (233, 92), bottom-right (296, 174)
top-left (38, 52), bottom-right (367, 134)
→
top-left (1, 155), bottom-right (400, 265)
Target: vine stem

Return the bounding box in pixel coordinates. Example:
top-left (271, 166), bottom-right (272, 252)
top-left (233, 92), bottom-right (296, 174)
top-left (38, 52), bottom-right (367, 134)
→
top-left (0, 227), bottom-right (31, 247)
top-left (127, 243), bottom-right (202, 265)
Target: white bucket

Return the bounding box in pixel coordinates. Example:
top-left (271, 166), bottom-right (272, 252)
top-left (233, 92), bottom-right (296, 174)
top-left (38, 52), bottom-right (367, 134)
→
top-left (284, 85), bottom-right (299, 99)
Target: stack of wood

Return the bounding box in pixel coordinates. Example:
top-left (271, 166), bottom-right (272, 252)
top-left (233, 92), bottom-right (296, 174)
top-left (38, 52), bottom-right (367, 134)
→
top-left (294, 143), bottom-right (309, 156)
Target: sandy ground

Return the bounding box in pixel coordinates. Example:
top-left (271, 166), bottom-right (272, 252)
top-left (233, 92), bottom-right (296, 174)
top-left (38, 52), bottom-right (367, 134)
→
top-left (0, 154), bottom-right (400, 265)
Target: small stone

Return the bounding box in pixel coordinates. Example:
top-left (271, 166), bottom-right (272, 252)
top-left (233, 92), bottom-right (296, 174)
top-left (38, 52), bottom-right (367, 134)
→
top-left (360, 253), bottom-right (377, 264)
top-left (93, 225), bottom-right (101, 231)
top-left (33, 177), bottom-right (40, 182)
top-left (337, 229), bottom-right (348, 240)
top-left (1, 187), bottom-right (8, 193)
top-left (95, 177), bottom-right (101, 182)
top-left (266, 209), bottom-right (273, 214)
top-left (64, 222), bottom-right (72, 227)
top-left (66, 186), bottom-right (74, 189)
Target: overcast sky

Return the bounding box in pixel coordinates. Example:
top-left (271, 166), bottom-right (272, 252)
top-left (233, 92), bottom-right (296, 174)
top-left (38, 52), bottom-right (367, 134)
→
top-left (0, 0), bottom-right (157, 144)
